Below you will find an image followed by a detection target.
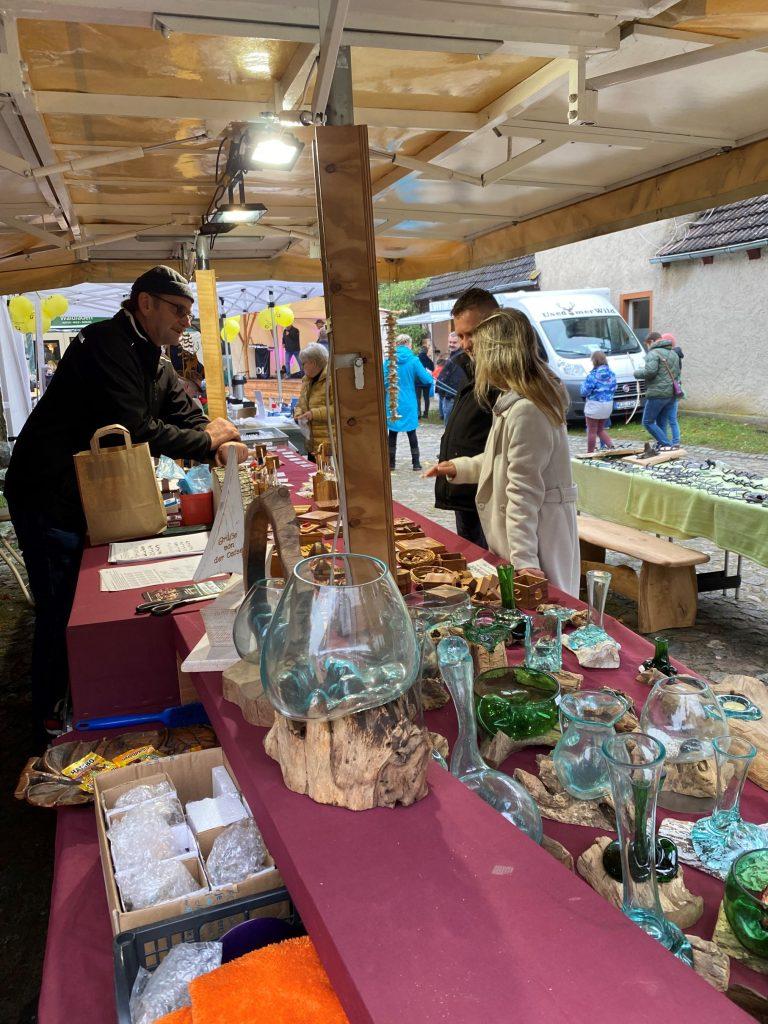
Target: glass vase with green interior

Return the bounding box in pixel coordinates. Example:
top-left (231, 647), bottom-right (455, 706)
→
top-left (602, 732), bottom-right (694, 967)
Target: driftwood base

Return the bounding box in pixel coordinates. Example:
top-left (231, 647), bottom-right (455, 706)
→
top-left (514, 755), bottom-right (616, 830)
top-left (263, 688), bottom-right (431, 810)
top-left (222, 659), bottom-right (276, 728)
top-left (712, 675), bottom-right (768, 792)
top-left (687, 934), bottom-right (731, 993)
top-left (480, 728), bottom-right (559, 770)
top-left (576, 836), bottom-right (704, 930)
top-left (713, 902), bottom-right (768, 976)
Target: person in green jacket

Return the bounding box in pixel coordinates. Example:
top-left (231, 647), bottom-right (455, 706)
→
top-left (634, 336), bottom-right (681, 447)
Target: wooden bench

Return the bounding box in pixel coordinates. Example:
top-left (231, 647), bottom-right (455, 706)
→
top-left (578, 515), bottom-right (709, 633)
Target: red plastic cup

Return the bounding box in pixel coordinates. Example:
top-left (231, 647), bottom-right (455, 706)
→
top-left (180, 491), bottom-right (214, 526)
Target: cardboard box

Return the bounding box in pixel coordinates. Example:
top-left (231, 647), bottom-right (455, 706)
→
top-left (94, 747), bottom-right (283, 935)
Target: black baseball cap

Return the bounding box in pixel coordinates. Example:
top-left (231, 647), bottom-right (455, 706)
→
top-left (131, 265), bottom-right (194, 302)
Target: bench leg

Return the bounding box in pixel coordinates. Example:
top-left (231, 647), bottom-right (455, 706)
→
top-left (638, 563), bottom-right (698, 633)
top-left (579, 539), bottom-right (606, 567)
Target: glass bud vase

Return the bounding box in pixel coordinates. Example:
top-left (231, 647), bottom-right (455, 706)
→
top-left (690, 735), bottom-right (767, 877)
top-left (233, 577), bottom-right (286, 664)
top-left (552, 690), bottom-right (628, 800)
top-left (436, 636), bottom-right (543, 843)
top-left (602, 733), bottom-right (694, 967)
top-left (260, 554), bottom-right (421, 721)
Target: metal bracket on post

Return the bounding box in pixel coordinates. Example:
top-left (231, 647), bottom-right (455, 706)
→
top-left (333, 352), bottom-right (365, 390)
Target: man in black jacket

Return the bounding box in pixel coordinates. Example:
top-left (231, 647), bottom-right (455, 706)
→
top-left (4, 265), bottom-right (247, 740)
top-left (434, 287), bottom-right (499, 547)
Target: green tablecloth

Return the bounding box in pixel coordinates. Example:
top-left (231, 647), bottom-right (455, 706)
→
top-left (572, 460), bottom-right (768, 567)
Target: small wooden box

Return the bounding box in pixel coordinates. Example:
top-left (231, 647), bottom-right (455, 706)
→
top-left (312, 472), bottom-right (338, 502)
top-left (513, 571), bottom-right (549, 608)
top-left (396, 537), bottom-right (446, 555)
top-left (439, 552), bottom-right (468, 572)
top-left (395, 568), bottom-right (411, 595)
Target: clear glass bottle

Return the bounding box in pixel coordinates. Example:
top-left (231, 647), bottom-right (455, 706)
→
top-left (436, 636), bottom-right (543, 843)
top-left (260, 554), bottom-right (421, 720)
top-left (552, 690), bottom-right (628, 800)
top-left (602, 732), bottom-right (694, 967)
top-left (690, 735), bottom-right (766, 877)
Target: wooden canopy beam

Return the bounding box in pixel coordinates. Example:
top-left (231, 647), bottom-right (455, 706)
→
top-left (313, 124), bottom-right (395, 570)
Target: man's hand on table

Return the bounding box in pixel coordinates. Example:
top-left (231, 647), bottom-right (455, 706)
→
top-left (215, 441), bottom-right (249, 466)
top-left (205, 417), bottom-right (241, 452)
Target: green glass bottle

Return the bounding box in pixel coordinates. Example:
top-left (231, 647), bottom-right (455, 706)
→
top-left (642, 636), bottom-right (676, 676)
top-left (496, 564), bottom-right (526, 645)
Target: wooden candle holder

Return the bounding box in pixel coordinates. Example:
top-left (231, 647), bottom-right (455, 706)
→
top-left (513, 571), bottom-right (549, 608)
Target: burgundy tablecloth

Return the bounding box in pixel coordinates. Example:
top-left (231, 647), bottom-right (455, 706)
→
top-left (41, 449), bottom-right (766, 1023)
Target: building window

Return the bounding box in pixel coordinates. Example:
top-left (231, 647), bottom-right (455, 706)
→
top-left (621, 292), bottom-right (653, 345)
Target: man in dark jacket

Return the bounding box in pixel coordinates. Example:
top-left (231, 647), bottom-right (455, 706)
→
top-left (435, 332), bottom-right (468, 422)
top-left (282, 323), bottom-right (301, 376)
top-left (4, 265), bottom-right (246, 740)
top-left (416, 342), bottom-right (434, 418)
top-left (434, 287), bottom-right (499, 547)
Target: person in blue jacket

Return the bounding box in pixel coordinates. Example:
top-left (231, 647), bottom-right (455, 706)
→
top-left (384, 334), bottom-right (435, 470)
top-left (580, 349), bottom-right (616, 453)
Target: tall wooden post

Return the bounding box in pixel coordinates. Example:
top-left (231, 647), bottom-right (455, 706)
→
top-left (313, 124), bottom-right (396, 570)
top-left (195, 266), bottom-right (227, 420)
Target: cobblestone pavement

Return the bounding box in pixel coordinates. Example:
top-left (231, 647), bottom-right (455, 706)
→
top-left (391, 418), bottom-right (768, 683)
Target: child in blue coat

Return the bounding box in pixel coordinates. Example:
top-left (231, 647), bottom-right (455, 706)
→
top-left (384, 336), bottom-right (435, 470)
top-left (580, 350), bottom-right (616, 453)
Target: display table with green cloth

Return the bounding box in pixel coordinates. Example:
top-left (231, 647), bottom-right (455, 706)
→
top-left (572, 459), bottom-right (768, 567)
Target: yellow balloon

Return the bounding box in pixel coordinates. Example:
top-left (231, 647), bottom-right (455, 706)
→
top-left (224, 316), bottom-right (241, 341)
top-left (8, 295), bottom-right (34, 322)
top-left (274, 305), bottom-right (294, 328)
top-left (42, 293), bottom-right (69, 319)
top-left (42, 315), bottom-right (52, 334)
top-left (256, 307), bottom-right (276, 331)
top-left (18, 313), bottom-right (36, 334)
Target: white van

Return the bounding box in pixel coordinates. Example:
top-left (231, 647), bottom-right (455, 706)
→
top-left (498, 290), bottom-right (647, 421)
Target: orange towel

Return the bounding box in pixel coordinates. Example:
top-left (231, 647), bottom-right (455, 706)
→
top-left (189, 935), bottom-right (350, 1024)
top-left (153, 1008), bottom-right (192, 1024)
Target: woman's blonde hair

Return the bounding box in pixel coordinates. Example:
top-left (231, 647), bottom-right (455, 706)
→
top-left (472, 309), bottom-right (568, 427)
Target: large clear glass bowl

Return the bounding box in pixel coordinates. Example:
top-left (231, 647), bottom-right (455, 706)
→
top-left (260, 554), bottom-right (421, 721)
top-left (639, 673), bottom-right (730, 812)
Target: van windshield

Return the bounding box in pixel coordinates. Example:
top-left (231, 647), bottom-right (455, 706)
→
top-left (540, 316), bottom-right (641, 358)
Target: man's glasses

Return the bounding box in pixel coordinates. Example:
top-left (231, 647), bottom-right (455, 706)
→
top-left (150, 293), bottom-right (194, 321)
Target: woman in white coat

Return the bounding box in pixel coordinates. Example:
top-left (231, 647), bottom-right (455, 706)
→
top-left (426, 309), bottom-right (579, 596)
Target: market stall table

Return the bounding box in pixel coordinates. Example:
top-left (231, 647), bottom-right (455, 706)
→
top-left (41, 449), bottom-right (768, 1023)
top-left (571, 458), bottom-right (768, 590)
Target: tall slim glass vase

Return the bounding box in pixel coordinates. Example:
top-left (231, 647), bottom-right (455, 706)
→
top-left (602, 733), bottom-right (694, 966)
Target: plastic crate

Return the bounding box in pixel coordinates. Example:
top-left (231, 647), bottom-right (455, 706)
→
top-left (114, 886), bottom-right (293, 1024)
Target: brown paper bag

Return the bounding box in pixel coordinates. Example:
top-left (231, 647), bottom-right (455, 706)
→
top-left (74, 425), bottom-right (167, 545)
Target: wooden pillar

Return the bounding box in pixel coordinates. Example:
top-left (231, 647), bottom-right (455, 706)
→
top-left (313, 125), bottom-right (396, 570)
top-left (195, 267), bottom-right (227, 420)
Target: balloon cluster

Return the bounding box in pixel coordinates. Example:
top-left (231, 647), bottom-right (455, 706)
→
top-left (8, 293), bottom-right (69, 334)
top-left (256, 305), bottom-right (294, 331)
top-left (220, 315), bottom-right (241, 343)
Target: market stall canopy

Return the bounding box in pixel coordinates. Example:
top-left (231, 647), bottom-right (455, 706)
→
top-left (1, 1), bottom-right (768, 293)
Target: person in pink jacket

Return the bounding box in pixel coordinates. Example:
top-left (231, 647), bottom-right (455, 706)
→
top-left (426, 309), bottom-right (579, 595)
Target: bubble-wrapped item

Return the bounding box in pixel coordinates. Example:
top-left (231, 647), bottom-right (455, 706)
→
top-left (205, 818), bottom-right (267, 887)
top-left (116, 858), bottom-right (201, 911)
top-left (108, 797), bottom-right (186, 872)
top-left (129, 941), bottom-right (221, 1024)
top-left (114, 780), bottom-right (175, 810)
